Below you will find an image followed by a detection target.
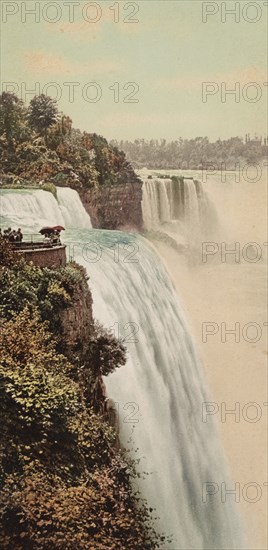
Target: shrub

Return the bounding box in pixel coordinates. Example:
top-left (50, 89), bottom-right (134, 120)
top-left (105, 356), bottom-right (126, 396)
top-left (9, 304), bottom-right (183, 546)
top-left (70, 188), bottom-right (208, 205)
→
top-left (0, 237), bottom-right (21, 267)
top-left (41, 182), bottom-right (57, 199)
top-left (0, 254), bottom-right (88, 334)
top-left (0, 262), bottom-right (164, 548)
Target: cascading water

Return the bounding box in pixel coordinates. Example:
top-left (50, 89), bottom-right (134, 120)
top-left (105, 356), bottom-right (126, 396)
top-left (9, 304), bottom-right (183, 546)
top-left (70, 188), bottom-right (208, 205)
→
top-left (141, 176), bottom-right (220, 251)
top-left (56, 187), bottom-right (92, 229)
top-left (0, 187), bottom-right (91, 232)
top-left (184, 178), bottom-right (200, 231)
top-left (141, 180), bottom-right (161, 229)
top-left (0, 188), bottom-right (245, 549)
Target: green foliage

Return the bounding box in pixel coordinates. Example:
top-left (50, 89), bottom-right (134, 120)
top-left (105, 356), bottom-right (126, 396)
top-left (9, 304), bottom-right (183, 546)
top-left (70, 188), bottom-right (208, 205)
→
top-left (0, 92), bottom-right (29, 146)
top-left (0, 307), bottom-right (79, 430)
top-left (41, 182), bottom-right (57, 199)
top-left (77, 322), bottom-right (127, 411)
top-left (15, 140), bottom-right (61, 181)
top-left (0, 237), bottom-right (21, 267)
top-left (0, 92), bottom-right (138, 188)
top-left (88, 323), bottom-right (127, 377)
top-left (0, 244), bottom-right (164, 549)
top-left (28, 95), bottom-right (59, 145)
top-left (0, 254), bottom-right (87, 335)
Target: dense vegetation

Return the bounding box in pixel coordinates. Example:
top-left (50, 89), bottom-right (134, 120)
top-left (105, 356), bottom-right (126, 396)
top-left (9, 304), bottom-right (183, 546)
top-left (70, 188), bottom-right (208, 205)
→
top-left (0, 92), bottom-right (138, 189)
top-left (0, 240), bottom-right (163, 549)
top-left (111, 137), bottom-right (268, 170)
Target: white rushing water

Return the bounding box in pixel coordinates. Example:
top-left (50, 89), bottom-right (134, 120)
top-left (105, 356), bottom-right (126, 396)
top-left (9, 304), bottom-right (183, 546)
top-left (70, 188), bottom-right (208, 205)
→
top-left (0, 186), bottom-right (245, 549)
top-left (141, 176), bottom-right (220, 252)
top-left (0, 187), bottom-right (91, 232)
top-left (56, 187), bottom-right (92, 229)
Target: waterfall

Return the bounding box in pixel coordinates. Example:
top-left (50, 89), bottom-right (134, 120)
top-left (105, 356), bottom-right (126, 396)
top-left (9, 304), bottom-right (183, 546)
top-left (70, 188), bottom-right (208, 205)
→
top-left (141, 176), bottom-right (220, 247)
top-left (0, 188), bottom-right (245, 549)
top-left (67, 229), bottom-right (245, 549)
top-left (158, 179), bottom-right (172, 222)
top-left (184, 178), bottom-right (200, 229)
top-left (141, 180), bottom-right (161, 229)
top-left (0, 187), bottom-right (91, 232)
top-left (57, 187), bottom-right (92, 229)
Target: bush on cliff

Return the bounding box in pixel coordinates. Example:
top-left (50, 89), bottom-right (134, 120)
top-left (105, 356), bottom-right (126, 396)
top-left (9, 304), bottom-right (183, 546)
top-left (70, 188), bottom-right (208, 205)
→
top-left (0, 237), bottom-right (21, 267)
top-left (0, 309), bottom-right (160, 548)
top-left (0, 241), bottom-right (163, 549)
top-left (0, 252), bottom-right (86, 333)
top-left (41, 182), bottom-right (57, 199)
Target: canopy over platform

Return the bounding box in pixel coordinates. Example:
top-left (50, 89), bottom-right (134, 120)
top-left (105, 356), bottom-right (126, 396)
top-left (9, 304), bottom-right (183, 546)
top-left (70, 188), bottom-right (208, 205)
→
top-left (39, 226), bottom-right (65, 235)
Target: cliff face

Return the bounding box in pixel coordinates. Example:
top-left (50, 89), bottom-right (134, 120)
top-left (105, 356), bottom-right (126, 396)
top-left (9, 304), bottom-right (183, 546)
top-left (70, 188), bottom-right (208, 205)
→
top-left (79, 181), bottom-right (143, 231)
top-left (61, 282), bottom-right (93, 360)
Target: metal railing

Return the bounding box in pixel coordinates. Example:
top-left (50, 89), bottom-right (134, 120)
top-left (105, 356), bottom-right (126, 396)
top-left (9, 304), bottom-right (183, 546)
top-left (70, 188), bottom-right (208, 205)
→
top-left (10, 233), bottom-right (64, 251)
top-left (21, 233), bottom-right (43, 243)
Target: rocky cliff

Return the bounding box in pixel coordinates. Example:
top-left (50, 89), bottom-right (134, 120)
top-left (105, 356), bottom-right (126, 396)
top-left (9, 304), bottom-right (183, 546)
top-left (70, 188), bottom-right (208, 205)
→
top-left (79, 181), bottom-right (143, 231)
top-left (61, 279), bottom-right (93, 361)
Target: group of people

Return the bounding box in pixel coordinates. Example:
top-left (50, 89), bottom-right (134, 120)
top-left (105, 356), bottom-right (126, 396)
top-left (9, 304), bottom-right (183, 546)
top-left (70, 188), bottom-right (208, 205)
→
top-left (0, 227), bottom-right (62, 247)
top-left (43, 230), bottom-right (61, 246)
top-left (0, 227), bottom-right (23, 243)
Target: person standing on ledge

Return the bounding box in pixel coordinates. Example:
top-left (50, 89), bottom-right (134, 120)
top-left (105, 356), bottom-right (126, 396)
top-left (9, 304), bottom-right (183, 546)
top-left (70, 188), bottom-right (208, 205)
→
top-left (16, 228), bottom-right (23, 242)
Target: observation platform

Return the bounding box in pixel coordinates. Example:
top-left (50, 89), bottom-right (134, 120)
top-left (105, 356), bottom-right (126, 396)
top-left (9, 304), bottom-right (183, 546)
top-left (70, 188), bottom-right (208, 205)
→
top-left (13, 236), bottom-right (67, 268)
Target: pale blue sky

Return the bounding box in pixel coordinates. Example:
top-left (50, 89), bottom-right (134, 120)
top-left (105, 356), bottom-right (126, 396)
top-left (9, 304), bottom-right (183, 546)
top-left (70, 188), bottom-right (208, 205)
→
top-left (1, 0), bottom-right (267, 140)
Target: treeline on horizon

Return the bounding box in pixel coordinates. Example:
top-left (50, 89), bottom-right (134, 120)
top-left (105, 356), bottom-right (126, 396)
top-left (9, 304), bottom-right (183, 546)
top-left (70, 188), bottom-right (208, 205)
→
top-left (0, 92), bottom-right (138, 188)
top-left (110, 137), bottom-right (268, 170)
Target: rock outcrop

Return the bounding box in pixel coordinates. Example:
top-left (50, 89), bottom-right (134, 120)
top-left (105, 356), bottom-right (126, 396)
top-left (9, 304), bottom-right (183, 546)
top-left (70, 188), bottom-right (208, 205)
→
top-left (61, 281), bottom-right (93, 360)
top-left (79, 181), bottom-right (143, 231)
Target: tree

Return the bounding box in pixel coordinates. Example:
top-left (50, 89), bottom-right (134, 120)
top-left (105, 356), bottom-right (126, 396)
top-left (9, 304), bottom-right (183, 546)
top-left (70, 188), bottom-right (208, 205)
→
top-left (0, 92), bottom-right (26, 145)
top-left (0, 236), bottom-right (21, 267)
top-left (28, 94), bottom-right (59, 145)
